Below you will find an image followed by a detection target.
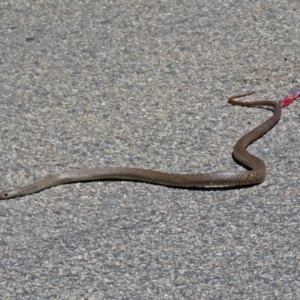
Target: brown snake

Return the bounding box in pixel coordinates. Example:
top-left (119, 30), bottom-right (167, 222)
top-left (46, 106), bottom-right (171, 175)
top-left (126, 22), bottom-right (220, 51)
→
top-left (0, 92), bottom-right (281, 200)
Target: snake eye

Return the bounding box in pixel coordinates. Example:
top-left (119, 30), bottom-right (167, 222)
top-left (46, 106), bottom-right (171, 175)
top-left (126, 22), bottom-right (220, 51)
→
top-left (0, 192), bottom-right (10, 199)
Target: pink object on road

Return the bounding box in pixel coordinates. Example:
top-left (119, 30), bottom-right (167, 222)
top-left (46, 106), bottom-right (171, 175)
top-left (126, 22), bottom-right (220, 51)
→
top-left (279, 87), bottom-right (300, 108)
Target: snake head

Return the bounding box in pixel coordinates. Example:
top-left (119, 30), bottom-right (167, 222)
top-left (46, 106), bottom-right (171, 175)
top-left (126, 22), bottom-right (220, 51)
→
top-left (0, 189), bottom-right (19, 200)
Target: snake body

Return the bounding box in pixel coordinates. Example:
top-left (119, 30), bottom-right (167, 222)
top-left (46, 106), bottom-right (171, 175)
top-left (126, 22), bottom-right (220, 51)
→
top-left (0, 92), bottom-right (281, 200)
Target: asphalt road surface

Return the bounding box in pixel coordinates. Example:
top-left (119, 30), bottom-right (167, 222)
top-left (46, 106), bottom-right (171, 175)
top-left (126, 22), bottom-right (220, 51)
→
top-left (0, 1), bottom-right (299, 299)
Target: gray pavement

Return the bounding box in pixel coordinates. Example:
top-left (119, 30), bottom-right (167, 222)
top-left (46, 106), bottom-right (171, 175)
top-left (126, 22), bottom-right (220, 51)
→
top-left (0, 1), bottom-right (299, 299)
